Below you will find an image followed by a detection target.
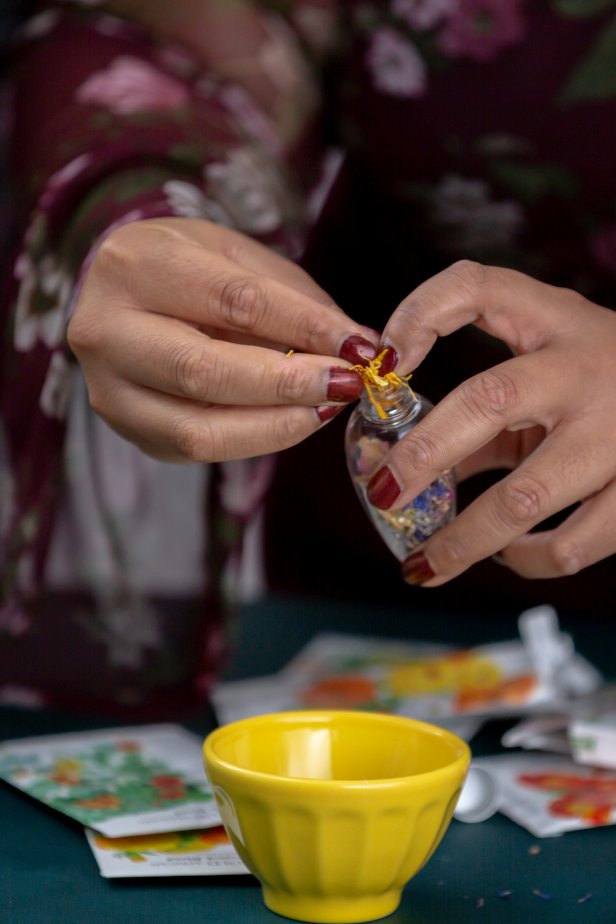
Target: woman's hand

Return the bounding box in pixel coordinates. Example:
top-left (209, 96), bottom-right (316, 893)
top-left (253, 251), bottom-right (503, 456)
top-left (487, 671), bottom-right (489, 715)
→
top-left (367, 261), bottom-right (616, 583)
top-left (68, 218), bottom-right (378, 461)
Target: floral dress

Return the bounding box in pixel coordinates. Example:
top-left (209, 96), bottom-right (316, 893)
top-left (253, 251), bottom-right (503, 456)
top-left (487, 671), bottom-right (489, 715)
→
top-left (1, 0), bottom-right (615, 714)
top-left (333, 0), bottom-right (616, 308)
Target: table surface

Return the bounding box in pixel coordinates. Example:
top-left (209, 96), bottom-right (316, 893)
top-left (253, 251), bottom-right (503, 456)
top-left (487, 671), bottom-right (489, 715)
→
top-left (2, 594), bottom-right (615, 924)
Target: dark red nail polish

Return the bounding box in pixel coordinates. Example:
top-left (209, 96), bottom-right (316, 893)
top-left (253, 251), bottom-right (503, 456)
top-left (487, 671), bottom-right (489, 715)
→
top-left (366, 466), bottom-right (401, 509)
top-left (327, 368), bottom-right (363, 402)
top-left (378, 345), bottom-right (399, 375)
top-left (339, 336), bottom-right (378, 365)
top-left (402, 550), bottom-right (436, 586)
top-left (316, 404), bottom-right (344, 423)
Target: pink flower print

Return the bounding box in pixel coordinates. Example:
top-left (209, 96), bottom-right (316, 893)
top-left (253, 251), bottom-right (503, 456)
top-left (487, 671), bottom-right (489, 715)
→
top-left (0, 599), bottom-right (31, 637)
top-left (438, 0), bottom-right (525, 62)
top-left (367, 27), bottom-right (427, 98)
top-left (39, 153), bottom-right (93, 212)
top-left (292, 4), bottom-right (338, 54)
top-left (430, 174), bottom-right (524, 254)
top-left (391, 0), bottom-right (455, 31)
top-left (19, 9), bottom-right (60, 41)
top-left (93, 14), bottom-right (136, 39)
top-left (76, 56), bottom-right (189, 115)
top-left (156, 43), bottom-right (200, 79)
top-left (0, 685), bottom-right (45, 708)
top-left (217, 85), bottom-right (282, 156)
top-left (591, 224), bottom-right (616, 277)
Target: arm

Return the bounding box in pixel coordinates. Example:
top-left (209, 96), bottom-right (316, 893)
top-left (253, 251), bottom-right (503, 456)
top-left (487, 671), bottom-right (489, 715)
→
top-left (1, 1), bottom-right (372, 598)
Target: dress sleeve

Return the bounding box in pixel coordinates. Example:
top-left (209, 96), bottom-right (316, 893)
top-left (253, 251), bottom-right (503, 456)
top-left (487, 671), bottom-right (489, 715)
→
top-left (0, 2), bottom-right (328, 610)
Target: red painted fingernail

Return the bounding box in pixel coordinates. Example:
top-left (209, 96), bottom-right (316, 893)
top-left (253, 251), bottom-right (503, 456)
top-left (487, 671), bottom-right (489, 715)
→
top-left (402, 550), bottom-right (436, 586)
top-left (327, 367), bottom-right (363, 402)
top-left (316, 404), bottom-right (344, 423)
top-left (377, 345), bottom-right (399, 375)
top-left (339, 335), bottom-right (378, 365)
top-left (366, 466), bottom-right (401, 508)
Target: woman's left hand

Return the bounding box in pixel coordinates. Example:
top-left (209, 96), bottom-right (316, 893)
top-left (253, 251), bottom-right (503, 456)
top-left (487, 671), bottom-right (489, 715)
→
top-left (367, 261), bottom-right (616, 585)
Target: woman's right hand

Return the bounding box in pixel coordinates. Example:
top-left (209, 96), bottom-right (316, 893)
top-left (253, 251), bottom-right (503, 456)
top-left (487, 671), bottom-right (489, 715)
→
top-left (67, 218), bottom-right (378, 462)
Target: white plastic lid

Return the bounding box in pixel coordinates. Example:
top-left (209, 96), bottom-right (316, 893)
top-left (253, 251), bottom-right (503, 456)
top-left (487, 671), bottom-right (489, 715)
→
top-left (453, 765), bottom-right (501, 824)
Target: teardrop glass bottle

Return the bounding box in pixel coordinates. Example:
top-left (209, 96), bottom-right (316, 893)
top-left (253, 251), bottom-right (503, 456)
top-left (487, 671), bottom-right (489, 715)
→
top-left (345, 379), bottom-right (456, 561)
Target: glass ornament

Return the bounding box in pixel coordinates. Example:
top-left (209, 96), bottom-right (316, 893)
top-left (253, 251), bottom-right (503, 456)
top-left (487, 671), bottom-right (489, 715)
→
top-left (345, 369), bottom-right (456, 562)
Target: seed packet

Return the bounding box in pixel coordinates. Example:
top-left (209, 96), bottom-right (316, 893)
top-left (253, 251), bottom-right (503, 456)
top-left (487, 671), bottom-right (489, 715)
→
top-left (85, 826), bottom-right (248, 877)
top-left (0, 724), bottom-right (221, 837)
top-left (214, 607), bottom-right (602, 738)
top-left (502, 684), bottom-right (616, 760)
top-left (474, 753), bottom-right (616, 837)
top-left (213, 630), bottom-right (553, 734)
top-left (569, 688), bottom-right (616, 769)
top-left (501, 714), bottom-right (572, 754)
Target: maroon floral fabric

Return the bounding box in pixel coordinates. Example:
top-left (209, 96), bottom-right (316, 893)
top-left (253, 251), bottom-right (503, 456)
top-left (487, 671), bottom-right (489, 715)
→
top-left (334, 1), bottom-right (616, 308)
top-left (1, 0), bottom-right (615, 714)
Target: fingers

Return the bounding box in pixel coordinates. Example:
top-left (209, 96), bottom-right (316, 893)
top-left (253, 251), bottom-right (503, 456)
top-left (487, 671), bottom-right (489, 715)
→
top-left (374, 261), bottom-right (616, 584)
top-left (366, 351), bottom-right (564, 511)
top-left (400, 421), bottom-right (615, 586)
top-left (453, 426), bottom-right (546, 483)
top-left (69, 218), bottom-right (374, 463)
top-left (93, 381), bottom-right (331, 463)
top-left (168, 219), bottom-right (337, 306)
top-left (495, 478), bottom-right (616, 579)
top-left (88, 309), bottom-right (363, 408)
top-left (380, 261), bottom-right (585, 373)
top-left (95, 221), bottom-right (378, 361)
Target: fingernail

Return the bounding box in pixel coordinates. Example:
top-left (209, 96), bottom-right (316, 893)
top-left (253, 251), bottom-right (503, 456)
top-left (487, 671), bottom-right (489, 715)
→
top-left (366, 465), bottom-right (401, 508)
top-left (402, 550), bottom-right (436, 586)
top-left (378, 344), bottom-right (399, 375)
top-left (316, 404), bottom-right (344, 423)
top-left (327, 367), bottom-right (363, 402)
top-left (339, 335), bottom-right (378, 365)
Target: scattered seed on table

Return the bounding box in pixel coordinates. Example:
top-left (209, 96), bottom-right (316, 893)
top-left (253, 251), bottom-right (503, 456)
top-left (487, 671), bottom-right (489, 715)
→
top-left (528, 845), bottom-right (541, 856)
top-left (577, 893), bottom-right (593, 904)
top-left (532, 889), bottom-right (552, 900)
top-left (498, 890), bottom-right (513, 899)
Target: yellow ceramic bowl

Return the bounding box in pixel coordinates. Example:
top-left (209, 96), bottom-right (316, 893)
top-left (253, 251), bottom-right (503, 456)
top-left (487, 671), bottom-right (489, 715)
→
top-left (203, 710), bottom-right (470, 923)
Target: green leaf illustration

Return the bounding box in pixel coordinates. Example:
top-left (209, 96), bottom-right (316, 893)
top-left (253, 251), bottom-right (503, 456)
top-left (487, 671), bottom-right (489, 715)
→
top-left (552, 0), bottom-right (616, 16)
top-left (560, 13), bottom-right (616, 102)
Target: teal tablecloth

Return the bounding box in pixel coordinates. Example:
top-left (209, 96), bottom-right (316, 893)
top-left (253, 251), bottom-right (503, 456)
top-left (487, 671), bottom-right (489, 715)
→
top-left (2, 595), bottom-right (615, 924)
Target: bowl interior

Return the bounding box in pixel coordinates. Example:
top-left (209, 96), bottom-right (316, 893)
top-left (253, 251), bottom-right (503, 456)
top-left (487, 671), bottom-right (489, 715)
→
top-left (209, 713), bottom-right (466, 782)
